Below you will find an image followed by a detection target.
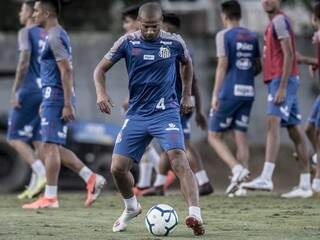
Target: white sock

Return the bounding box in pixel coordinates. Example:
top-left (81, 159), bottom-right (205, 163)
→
top-left (44, 185), bottom-right (57, 198)
top-left (299, 173), bottom-right (311, 188)
top-left (146, 146), bottom-right (160, 173)
top-left (312, 178), bottom-right (320, 190)
top-left (31, 160), bottom-right (46, 177)
top-left (232, 164), bottom-right (243, 176)
top-left (79, 166), bottom-right (93, 183)
top-left (153, 174), bottom-right (167, 187)
top-left (261, 162), bottom-right (275, 180)
top-left (195, 170), bottom-right (209, 186)
top-left (137, 158), bottom-right (153, 188)
top-left (28, 173), bottom-right (37, 189)
top-left (189, 206), bottom-right (202, 221)
top-left (123, 196), bottom-right (138, 211)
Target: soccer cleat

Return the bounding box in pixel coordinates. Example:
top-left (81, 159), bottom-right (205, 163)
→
top-left (112, 204), bottom-right (142, 232)
top-left (281, 186), bottom-right (313, 199)
top-left (163, 170), bottom-right (176, 191)
top-left (17, 188), bottom-right (32, 200)
top-left (85, 173), bottom-right (106, 207)
top-left (226, 168), bottom-right (250, 195)
top-left (27, 176), bottom-right (47, 199)
top-left (185, 215), bottom-right (205, 236)
top-left (22, 196), bottom-right (59, 209)
top-left (199, 182), bottom-right (214, 196)
top-left (140, 186), bottom-right (164, 197)
top-left (241, 177), bottom-right (273, 191)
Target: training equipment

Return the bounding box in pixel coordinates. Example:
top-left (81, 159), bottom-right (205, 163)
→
top-left (145, 204), bottom-right (178, 236)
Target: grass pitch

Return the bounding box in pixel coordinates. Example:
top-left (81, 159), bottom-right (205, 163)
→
top-left (0, 192), bottom-right (320, 240)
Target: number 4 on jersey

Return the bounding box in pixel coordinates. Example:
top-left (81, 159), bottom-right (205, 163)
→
top-left (156, 98), bottom-right (166, 110)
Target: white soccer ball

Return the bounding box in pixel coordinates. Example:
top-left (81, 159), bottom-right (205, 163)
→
top-left (145, 204), bottom-right (179, 236)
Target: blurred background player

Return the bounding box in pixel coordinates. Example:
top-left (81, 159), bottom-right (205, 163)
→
top-left (242, 0), bottom-right (312, 199)
top-left (22, 0), bottom-right (106, 209)
top-left (208, 0), bottom-right (261, 196)
top-left (7, 0), bottom-right (46, 200)
top-left (142, 12), bottom-right (214, 197)
top-left (94, 2), bottom-right (205, 236)
top-left (296, 2), bottom-right (320, 196)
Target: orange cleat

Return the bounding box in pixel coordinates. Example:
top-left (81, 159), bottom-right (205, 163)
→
top-left (85, 173), bottom-right (106, 207)
top-left (163, 170), bottom-right (176, 191)
top-left (185, 216), bottom-right (205, 236)
top-left (22, 196), bottom-right (59, 209)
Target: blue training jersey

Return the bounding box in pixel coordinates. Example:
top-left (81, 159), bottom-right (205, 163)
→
top-left (40, 25), bottom-right (74, 105)
top-left (105, 30), bottom-right (191, 117)
top-left (17, 24), bottom-right (45, 93)
top-left (216, 27), bottom-right (260, 100)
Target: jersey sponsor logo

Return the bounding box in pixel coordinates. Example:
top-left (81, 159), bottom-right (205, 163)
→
top-left (237, 52), bottom-right (252, 58)
top-left (44, 87), bottom-right (52, 99)
top-left (160, 40), bottom-right (172, 45)
top-left (236, 42), bottom-right (254, 51)
top-left (165, 123), bottom-right (179, 131)
top-left (58, 126), bottom-right (68, 139)
top-left (132, 48), bottom-right (142, 56)
top-left (143, 54), bottom-right (155, 61)
top-left (129, 40), bottom-right (141, 45)
top-left (234, 84), bottom-right (254, 97)
top-left (236, 58), bottom-right (252, 70)
top-left (158, 46), bottom-right (171, 59)
top-left (18, 125), bottom-right (33, 138)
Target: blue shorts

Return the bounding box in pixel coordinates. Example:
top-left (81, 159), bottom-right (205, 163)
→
top-left (267, 76), bottom-right (301, 127)
top-left (181, 112), bottom-right (192, 140)
top-left (7, 90), bottom-right (42, 142)
top-left (113, 109), bottom-right (185, 162)
top-left (40, 104), bottom-right (69, 145)
top-left (308, 96), bottom-right (320, 128)
top-left (209, 99), bottom-right (253, 133)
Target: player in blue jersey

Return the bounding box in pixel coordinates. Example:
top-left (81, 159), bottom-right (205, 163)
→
top-left (22, 0), bottom-right (106, 209)
top-left (7, 0), bottom-right (47, 200)
top-left (208, 1), bottom-right (261, 196)
top-left (142, 12), bottom-right (214, 197)
top-left (94, 3), bottom-right (205, 236)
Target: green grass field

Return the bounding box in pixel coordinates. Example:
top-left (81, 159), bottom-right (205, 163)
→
top-left (1, 192), bottom-right (320, 240)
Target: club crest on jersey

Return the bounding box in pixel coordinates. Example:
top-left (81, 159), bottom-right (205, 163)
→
top-left (158, 46), bottom-right (171, 59)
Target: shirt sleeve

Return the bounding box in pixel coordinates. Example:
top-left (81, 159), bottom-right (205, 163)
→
top-left (216, 30), bottom-right (227, 57)
top-left (18, 28), bottom-right (30, 51)
top-left (175, 34), bottom-right (191, 64)
top-left (272, 15), bottom-right (290, 40)
top-left (104, 35), bottom-right (127, 63)
top-left (48, 31), bottom-right (70, 61)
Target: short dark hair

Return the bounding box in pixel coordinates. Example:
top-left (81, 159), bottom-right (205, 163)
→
top-left (221, 0), bottom-right (241, 21)
top-left (24, 0), bottom-right (35, 8)
top-left (314, 2), bottom-right (320, 20)
top-left (38, 0), bottom-right (61, 15)
top-left (163, 13), bottom-right (181, 29)
top-left (122, 4), bottom-right (141, 20)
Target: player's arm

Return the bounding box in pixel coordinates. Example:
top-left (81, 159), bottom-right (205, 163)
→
top-left (93, 58), bottom-right (115, 114)
top-left (296, 51), bottom-right (317, 65)
top-left (192, 73), bottom-right (207, 130)
top-left (180, 54), bottom-right (194, 114)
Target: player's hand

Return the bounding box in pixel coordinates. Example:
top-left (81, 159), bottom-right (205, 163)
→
top-left (274, 87), bottom-right (286, 105)
top-left (195, 112), bottom-right (207, 130)
top-left (181, 95), bottom-right (195, 114)
top-left (97, 94), bottom-right (114, 114)
top-left (61, 105), bottom-right (75, 122)
top-left (211, 95), bottom-right (219, 111)
top-left (309, 65), bottom-right (317, 79)
top-left (10, 94), bottom-right (21, 108)
top-left (122, 99), bottom-right (129, 112)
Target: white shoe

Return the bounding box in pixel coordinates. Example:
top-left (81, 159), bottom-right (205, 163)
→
top-left (281, 186), bottom-right (313, 199)
top-left (112, 204), bottom-right (142, 232)
top-left (241, 177), bottom-right (273, 191)
top-left (226, 168), bottom-right (250, 194)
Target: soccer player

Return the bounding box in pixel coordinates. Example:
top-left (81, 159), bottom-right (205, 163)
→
top-left (22, 0), bottom-right (106, 209)
top-left (242, 0), bottom-right (312, 198)
top-left (7, 0), bottom-right (46, 200)
top-left (143, 12), bottom-right (214, 197)
top-left (296, 3), bottom-right (320, 195)
top-left (120, 4), bottom-right (161, 193)
top-left (208, 0), bottom-right (261, 196)
top-left (94, 2), bottom-right (205, 236)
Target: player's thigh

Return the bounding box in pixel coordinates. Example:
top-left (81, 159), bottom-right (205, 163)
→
top-left (40, 104), bottom-right (68, 145)
top-left (113, 118), bottom-right (152, 163)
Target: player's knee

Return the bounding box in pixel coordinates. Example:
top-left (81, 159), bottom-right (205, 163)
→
top-left (305, 124), bottom-right (314, 139)
top-left (167, 149), bottom-right (190, 174)
top-left (208, 131), bottom-right (221, 143)
top-left (110, 157), bottom-right (128, 176)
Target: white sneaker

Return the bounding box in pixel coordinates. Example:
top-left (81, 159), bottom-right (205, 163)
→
top-left (112, 204), bottom-right (142, 232)
top-left (281, 186), bottom-right (313, 199)
top-left (241, 177), bottom-right (273, 191)
top-left (226, 168), bottom-right (250, 194)
top-left (228, 187), bottom-right (248, 198)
